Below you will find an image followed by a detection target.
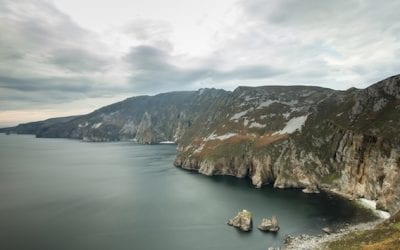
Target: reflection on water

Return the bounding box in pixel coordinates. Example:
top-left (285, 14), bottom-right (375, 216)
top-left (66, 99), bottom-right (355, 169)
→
top-left (0, 134), bottom-right (375, 250)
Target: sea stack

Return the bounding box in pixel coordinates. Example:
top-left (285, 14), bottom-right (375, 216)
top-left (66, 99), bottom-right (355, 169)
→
top-left (258, 216), bottom-right (280, 232)
top-left (227, 209), bottom-right (253, 232)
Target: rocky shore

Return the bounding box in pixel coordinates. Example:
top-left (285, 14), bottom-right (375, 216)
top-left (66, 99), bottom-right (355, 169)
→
top-left (284, 219), bottom-right (383, 249)
top-left (282, 193), bottom-right (396, 249)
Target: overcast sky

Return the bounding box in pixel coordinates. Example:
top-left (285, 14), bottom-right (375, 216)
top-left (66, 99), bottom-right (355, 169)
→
top-left (0, 0), bottom-right (399, 126)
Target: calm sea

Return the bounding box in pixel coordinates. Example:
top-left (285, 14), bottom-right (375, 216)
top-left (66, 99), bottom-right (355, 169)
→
top-left (0, 134), bottom-right (374, 249)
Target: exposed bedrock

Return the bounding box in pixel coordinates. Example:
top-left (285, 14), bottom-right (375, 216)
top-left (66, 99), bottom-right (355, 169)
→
top-left (174, 126), bottom-right (400, 214)
top-left (227, 210), bottom-right (253, 232)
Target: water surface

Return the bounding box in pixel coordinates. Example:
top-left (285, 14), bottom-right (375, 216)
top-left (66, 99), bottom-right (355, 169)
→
top-left (0, 134), bottom-right (374, 249)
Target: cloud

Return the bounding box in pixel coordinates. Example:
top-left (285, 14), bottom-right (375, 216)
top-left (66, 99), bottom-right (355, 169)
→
top-left (124, 19), bottom-right (173, 42)
top-left (233, 0), bottom-right (400, 87)
top-left (1, 0), bottom-right (400, 125)
top-left (0, 75), bottom-right (95, 92)
top-left (48, 48), bottom-right (110, 73)
top-left (0, 0), bottom-right (104, 65)
top-left (0, 0), bottom-right (116, 109)
top-left (124, 45), bottom-right (283, 93)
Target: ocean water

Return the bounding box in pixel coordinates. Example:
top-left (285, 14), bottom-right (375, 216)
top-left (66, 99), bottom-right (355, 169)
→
top-left (0, 134), bottom-right (374, 250)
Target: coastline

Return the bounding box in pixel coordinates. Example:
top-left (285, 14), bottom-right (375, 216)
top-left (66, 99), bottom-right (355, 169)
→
top-left (283, 192), bottom-right (392, 249)
top-left (322, 188), bottom-right (391, 219)
top-left (283, 219), bottom-right (383, 249)
top-left (2, 133), bottom-right (395, 249)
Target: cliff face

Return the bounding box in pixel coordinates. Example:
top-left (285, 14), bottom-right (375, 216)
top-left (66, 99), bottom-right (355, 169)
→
top-left (18, 89), bottom-right (228, 143)
top-left (3, 75), bottom-right (399, 213)
top-left (174, 75), bottom-right (400, 214)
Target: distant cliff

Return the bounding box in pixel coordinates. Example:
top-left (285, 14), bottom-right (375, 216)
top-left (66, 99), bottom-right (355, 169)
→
top-left (2, 75), bottom-right (399, 213)
top-left (0, 115), bottom-right (79, 135)
top-left (1, 89), bottom-right (229, 143)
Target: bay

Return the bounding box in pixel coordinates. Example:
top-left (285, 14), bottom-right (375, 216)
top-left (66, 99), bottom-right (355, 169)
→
top-left (0, 134), bottom-right (374, 250)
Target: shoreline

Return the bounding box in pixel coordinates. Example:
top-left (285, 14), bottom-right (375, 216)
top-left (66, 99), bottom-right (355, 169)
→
top-left (178, 165), bottom-right (387, 249)
top-left (283, 194), bottom-right (392, 249)
top-left (2, 133), bottom-right (393, 249)
top-left (283, 218), bottom-right (383, 249)
top-left (282, 189), bottom-right (391, 249)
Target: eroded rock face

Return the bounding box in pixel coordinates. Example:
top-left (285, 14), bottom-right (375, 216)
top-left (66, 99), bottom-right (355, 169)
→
top-left (227, 210), bottom-right (253, 232)
top-left (175, 75), bottom-right (400, 214)
top-left (258, 216), bottom-right (280, 232)
top-left (25, 89), bottom-right (230, 143)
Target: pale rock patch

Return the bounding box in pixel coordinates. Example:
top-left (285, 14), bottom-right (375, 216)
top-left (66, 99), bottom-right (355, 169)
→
top-left (273, 115), bottom-right (308, 135)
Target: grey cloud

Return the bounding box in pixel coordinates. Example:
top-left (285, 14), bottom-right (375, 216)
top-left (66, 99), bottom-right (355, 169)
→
top-left (0, 74), bottom-right (125, 110)
top-left (0, 89), bottom-right (84, 111)
top-left (48, 48), bottom-right (110, 73)
top-left (0, 75), bottom-right (95, 92)
top-left (125, 45), bottom-right (170, 71)
top-left (3, 0), bottom-right (87, 45)
top-left (124, 45), bottom-right (284, 93)
top-left (0, 0), bottom-right (399, 118)
top-left (244, 0), bottom-right (356, 25)
top-left (0, 0), bottom-right (111, 74)
top-left (242, 0), bottom-right (400, 29)
top-left (233, 0), bottom-right (400, 87)
top-left (0, 0), bottom-right (116, 109)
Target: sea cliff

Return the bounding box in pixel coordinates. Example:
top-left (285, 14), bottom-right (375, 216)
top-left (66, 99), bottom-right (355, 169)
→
top-left (2, 75), bottom-right (399, 214)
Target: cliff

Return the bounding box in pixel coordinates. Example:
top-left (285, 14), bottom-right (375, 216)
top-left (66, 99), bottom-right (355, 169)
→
top-left (0, 115), bottom-right (80, 135)
top-left (174, 75), bottom-right (400, 214)
top-left (2, 75), bottom-right (399, 214)
top-left (3, 88), bottom-right (228, 143)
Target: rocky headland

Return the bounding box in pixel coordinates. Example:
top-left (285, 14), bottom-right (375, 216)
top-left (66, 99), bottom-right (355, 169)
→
top-left (1, 74), bottom-right (399, 225)
top-left (174, 75), bottom-right (400, 215)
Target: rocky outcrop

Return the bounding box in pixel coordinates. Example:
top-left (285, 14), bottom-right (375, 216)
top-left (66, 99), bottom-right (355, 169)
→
top-left (227, 210), bottom-right (253, 232)
top-left (258, 216), bottom-right (280, 232)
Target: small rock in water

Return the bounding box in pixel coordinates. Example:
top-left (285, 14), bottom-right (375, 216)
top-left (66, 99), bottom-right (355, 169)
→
top-left (258, 216), bottom-right (280, 232)
top-left (322, 227), bottom-right (333, 234)
top-left (227, 209), bottom-right (253, 232)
